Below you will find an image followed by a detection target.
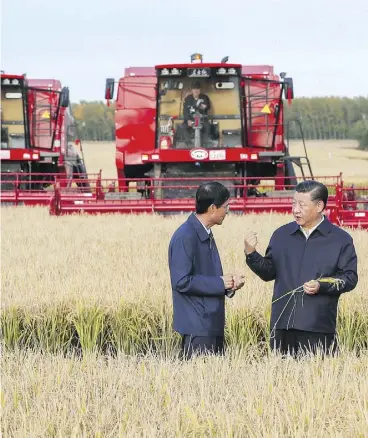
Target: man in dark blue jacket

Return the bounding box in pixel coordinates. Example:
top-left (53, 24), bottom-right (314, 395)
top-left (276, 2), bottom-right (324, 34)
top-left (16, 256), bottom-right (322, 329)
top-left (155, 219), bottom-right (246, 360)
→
top-left (168, 182), bottom-right (245, 359)
top-left (244, 180), bottom-right (358, 357)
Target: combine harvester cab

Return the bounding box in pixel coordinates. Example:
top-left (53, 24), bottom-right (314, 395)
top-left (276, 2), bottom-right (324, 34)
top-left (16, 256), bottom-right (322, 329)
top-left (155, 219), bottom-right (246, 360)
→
top-left (0, 73), bottom-right (90, 206)
top-left (107, 54), bottom-right (305, 198)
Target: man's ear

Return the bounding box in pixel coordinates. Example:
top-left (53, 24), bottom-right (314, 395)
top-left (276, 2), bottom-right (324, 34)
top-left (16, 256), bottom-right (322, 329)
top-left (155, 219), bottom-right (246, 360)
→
top-left (317, 200), bottom-right (324, 213)
top-left (208, 204), bottom-right (216, 214)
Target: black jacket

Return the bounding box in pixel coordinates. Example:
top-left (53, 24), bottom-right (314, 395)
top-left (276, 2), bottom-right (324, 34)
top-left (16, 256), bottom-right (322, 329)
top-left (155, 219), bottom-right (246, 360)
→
top-left (168, 213), bottom-right (228, 336)
top-left (183, 94), bottom-right (211, 122)
top-left (246, 217), bottom-right (358, 334)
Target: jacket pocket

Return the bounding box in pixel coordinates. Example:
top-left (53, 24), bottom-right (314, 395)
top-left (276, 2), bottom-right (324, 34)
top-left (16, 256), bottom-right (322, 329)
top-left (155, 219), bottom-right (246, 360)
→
top-left (188, 296), bottom-right (205, 316)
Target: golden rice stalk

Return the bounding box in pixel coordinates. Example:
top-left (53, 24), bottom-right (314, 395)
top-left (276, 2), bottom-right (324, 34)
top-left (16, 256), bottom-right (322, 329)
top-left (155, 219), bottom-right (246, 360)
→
top-left (318, 277), bottom-right (346, 291)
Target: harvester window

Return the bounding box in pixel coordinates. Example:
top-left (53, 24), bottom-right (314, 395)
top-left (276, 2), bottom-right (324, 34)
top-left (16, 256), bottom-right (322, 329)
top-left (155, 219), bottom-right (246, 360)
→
top-left (157, 73), bottom-right (242, 149)
top-left (1, 86), bottom-right (26, 149)
top-left (243, 78), bottom-right (283, 148)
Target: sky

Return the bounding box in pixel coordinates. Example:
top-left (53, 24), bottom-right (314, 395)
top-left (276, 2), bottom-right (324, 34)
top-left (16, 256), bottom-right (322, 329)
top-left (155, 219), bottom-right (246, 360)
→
top-left (2, 0), bottom-right (368, 103)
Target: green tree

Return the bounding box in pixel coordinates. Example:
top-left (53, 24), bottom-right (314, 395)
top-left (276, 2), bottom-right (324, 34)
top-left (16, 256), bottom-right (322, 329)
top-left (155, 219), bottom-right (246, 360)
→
top-left (70, 97), bottom-right (368, 146)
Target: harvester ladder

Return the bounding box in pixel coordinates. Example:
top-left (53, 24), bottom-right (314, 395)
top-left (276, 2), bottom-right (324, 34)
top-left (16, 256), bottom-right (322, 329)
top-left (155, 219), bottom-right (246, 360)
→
top-left (284, 118), bottom-right (314, 180)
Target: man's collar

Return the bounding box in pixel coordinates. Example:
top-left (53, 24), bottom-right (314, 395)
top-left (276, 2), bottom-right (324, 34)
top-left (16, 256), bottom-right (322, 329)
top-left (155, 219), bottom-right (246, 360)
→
top-left (188, 213), bottom-right (211, 242)
top-left (289, 215), bottom-right (331, 236)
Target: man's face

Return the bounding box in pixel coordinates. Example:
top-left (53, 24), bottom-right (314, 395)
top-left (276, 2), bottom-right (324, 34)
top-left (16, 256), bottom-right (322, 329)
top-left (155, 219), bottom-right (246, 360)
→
top-left (210, 201), bottom-right (230, 225)
top-left (292, 191), bottom-right (323, 228)
top-left (192, 87), bottom-right (200, 98)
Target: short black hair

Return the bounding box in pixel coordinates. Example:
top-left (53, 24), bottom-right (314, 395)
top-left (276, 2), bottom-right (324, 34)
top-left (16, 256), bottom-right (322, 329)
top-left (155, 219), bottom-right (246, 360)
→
top-left (295, 180), bottom-right (328, 210)
top-left (195, 182), bottom-right (230, 214)
top-left (191, 81), bottom-right (201, 89)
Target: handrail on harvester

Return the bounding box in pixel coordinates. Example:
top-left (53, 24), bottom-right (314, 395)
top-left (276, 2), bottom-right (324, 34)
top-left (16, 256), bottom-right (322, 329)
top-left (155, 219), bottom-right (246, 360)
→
top-left (1, 170), bottom-right (367, 229)
top-left (47, 172), bottom-right (368, 229)
top-left (0, 171), bottom-right (101, 206)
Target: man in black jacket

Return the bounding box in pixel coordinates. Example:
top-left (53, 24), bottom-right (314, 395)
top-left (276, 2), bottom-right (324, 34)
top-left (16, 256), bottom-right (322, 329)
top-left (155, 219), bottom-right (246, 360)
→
top-left (182, 81), bottom-right (211, 146)
top-left (244, 180), bottom-right (358, 357)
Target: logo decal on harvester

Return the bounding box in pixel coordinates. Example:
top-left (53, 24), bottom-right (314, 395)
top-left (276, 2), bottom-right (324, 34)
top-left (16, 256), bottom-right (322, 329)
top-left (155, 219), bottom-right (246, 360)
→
top-left (190, 149), bottom-right (208, 160)
top-left (209, 150), bottom-right (226, 160)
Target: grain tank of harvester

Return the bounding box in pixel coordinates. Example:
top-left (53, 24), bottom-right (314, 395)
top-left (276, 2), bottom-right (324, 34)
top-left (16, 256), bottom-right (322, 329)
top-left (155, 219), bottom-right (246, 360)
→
top-left (0, 73), bottom-right (89, 204)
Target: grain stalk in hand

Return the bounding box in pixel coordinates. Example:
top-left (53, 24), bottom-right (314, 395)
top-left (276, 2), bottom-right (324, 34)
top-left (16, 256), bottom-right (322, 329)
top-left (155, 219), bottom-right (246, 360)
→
top-left (269, 277), bottom-right (346, 339)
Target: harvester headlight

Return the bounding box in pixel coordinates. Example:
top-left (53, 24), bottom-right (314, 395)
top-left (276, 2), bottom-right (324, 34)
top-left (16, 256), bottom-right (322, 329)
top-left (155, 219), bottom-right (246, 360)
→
top-left (141, 154), bottom-right (149, 161)
top-left (2, 79), bottom-right (10, 85)
top-left (160, 139), bottom-right (169, 149)
top-left (12, 79), bottom-right (19, 85)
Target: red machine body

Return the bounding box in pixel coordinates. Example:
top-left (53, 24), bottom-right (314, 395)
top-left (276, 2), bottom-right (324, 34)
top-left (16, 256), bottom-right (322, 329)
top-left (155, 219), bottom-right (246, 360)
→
top-left (108, 58), bottom-right (302, 195)
top-left (1, 73), bottom-right (89, 202)
top-left (1, 74), bottom-right (69, 171)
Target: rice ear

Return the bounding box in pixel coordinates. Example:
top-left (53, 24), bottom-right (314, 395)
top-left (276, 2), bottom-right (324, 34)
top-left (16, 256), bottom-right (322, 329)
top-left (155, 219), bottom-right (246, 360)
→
top-left (318, 277), bottom-right (345, 290)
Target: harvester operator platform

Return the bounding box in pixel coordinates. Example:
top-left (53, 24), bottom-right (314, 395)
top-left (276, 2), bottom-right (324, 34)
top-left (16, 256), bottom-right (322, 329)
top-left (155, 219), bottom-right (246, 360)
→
top-left (183, 81), bottom-right (211, 146)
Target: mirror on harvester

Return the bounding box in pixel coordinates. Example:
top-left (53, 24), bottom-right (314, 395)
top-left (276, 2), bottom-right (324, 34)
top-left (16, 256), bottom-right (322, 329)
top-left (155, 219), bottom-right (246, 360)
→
top-left (60, 87), bottom-right (70, 107)
top-left (284, 77), bottom-right (294, 100)
top-left (105, 78), bottom-right (115, 100)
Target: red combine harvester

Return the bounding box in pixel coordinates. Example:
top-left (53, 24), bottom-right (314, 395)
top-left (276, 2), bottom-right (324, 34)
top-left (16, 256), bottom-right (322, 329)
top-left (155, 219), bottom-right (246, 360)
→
top-left (0, 72), bottom-right (89, 205)
top-left (103, 54), bottom-right (307, 196)
top-left (48, 53), bottom-right (368, 228)
top-left (1, 56), bottom-right (367, 229)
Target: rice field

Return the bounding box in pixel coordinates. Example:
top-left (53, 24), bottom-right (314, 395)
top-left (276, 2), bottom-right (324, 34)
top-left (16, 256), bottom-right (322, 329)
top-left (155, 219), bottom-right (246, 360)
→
top-left (2, 349), bottom-right (367, 437)
top-left (1, 205), bottom-right (368, 436)
top-left (1, 139), bottom-right (368, 436)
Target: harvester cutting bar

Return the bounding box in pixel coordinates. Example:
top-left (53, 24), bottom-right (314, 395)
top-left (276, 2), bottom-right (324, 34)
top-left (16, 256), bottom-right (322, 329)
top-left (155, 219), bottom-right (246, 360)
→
top-left (0, 172), bottom-right (98, 206)
top-left (337, 186), bottom-right (368, 228)
top-left (48, 174), bottom-right (368, 229)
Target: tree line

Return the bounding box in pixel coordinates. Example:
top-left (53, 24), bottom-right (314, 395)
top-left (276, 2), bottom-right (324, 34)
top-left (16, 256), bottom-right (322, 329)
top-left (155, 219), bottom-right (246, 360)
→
top-left (71, 97), bottom-right (368, 149)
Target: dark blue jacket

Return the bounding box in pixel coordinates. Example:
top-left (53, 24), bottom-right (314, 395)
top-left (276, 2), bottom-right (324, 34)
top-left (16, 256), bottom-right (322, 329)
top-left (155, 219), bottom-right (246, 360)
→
top-left (168, 213), bottom-right (227, 336)
top-left (246, 217), bottom-right (358, 334)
